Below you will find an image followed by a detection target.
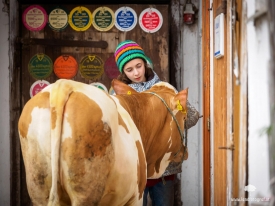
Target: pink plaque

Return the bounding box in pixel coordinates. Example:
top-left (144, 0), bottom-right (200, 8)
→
top-left (23, 5), bottom-right (48, 31)
top-left (30, 80), bottom-right (50, 98)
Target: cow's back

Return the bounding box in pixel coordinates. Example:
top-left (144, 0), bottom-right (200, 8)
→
top-left (18, 79), bottom-right (145, 206)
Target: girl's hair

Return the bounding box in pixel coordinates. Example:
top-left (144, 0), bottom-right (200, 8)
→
top-left (117, 60), bottom-right (154, 84)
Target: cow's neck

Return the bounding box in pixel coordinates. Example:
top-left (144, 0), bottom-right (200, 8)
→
top-left (115, 94), bottom-right (174, 178)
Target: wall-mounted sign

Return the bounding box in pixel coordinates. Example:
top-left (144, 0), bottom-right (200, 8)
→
top-left (48, 7), bottom-right (68, 31)
top-left (28, 53), bottom-right (53, 79)
top-left (68, 6), bottom-right (93, 31)
top-left (79, 55), bottom-right (104, 80)
top-left (90, 82), bottom-right (108, 93)
top-left (104, 55), bottom-right (120, 79)
top-left (30, 80), bottom-right (50, 98)
top-left (115, 7), bottom-right (137, 32)
top-left (54, 55), bottom-right (78, 79)
top-left (93, 7), bottom-right (115, 31)
top-left (139, 8), bottom-right (163, 33)
top-left (214, 13), bottom-right (224, 59)
top-left (22, 5), bottom-right (48, 31)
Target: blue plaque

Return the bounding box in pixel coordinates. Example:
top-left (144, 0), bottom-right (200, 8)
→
top-left (115, 7), bottom-right (137, 32)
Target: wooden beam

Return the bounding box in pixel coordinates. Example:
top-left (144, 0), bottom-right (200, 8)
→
top-left (170, 0), bottom-right (181, 90)
top-left (238, 1), bottom-right (248, 205)
top-left (267, 0), bottom-right (275, 202)
top-left (202, 0), bottom-right (211, 204)
top-left (9, 0), bottom-right (24, 205)
top-left (18, 38), bottom-right (108, 49)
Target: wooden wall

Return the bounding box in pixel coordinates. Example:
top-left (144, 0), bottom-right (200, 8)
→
top-left (20, 4), bottom-right (169, 106)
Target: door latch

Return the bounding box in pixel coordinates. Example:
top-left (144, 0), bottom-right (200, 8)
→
top-left (218, 145), bottom-right (235, 150)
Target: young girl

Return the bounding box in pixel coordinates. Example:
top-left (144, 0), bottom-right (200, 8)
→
top-left (114, 40), bottom-right (199, 206)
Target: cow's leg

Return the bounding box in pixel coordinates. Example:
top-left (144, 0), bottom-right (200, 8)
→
top-left (18, 93), bottom-right (53, 205)
top-left (20, 137), bottom-right (51, 206)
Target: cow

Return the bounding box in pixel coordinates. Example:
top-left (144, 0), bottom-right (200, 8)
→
top-left (18, 79), bottom-right (188, 206)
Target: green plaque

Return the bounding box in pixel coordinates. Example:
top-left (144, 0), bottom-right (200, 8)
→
top-left (28, 53), bottom-right (53, 79)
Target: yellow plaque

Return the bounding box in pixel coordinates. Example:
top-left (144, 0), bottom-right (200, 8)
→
top-left (68, 6), bottom-right (93, 31)
top-left (92, 7), bottom-right (115, 31)
top-left (79, 55), bottom-right (104, 80)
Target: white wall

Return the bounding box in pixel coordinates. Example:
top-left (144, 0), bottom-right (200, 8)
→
top-left (180, 0), bottom-right (203, 205)
top-left (247, 0), bottom-right (270, 203)
top-left (0, 5), bottom-right (11, 205)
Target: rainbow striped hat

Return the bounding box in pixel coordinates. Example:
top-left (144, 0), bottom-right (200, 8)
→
top-left (114, 40), bottom-right (147, 72)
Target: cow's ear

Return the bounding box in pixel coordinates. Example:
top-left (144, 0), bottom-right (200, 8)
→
top-left (172, 88), bottom-right (188, 115)
top-left (111, 79), bottom-right (138, 95)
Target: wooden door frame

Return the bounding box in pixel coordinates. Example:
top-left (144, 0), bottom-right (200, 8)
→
top-left (10, 0), bottom-right (182, 204)
top-left (238, 0), bottom-right (248, 202)
top-left (202, 0), bottom-right (211, 205)
top-left (9, 0), bottom-right (25, 205)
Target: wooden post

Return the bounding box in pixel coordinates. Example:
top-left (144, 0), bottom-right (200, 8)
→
top-left (267, 0), bottom-right (275, 204)
top-left (238, 1), bottom-right (248, 205)
top-left (9, 0), bottom-right (25, 205)
top-left (202, 0), bottom-right (211, 204)
top-left (170, 0), bottom-right (182, 90)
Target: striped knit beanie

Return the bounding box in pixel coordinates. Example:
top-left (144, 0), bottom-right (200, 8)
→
top-left (114, 40), bottom-right (147, 72)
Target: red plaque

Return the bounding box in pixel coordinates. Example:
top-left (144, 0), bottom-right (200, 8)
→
top-left (104, 55), bottom-right (120, 79)
top-left (139, 8), bottom-right (163, 33)
top-left (54, 55), bottom-right (78, 79)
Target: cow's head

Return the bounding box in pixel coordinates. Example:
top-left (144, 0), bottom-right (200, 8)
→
top-left (112, 79), bottom-right (188, 178)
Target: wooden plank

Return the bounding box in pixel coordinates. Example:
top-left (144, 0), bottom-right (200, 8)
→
top-left (169, 2), bottom-right (181, 203)
top-left (202, 0), bottom-right (211, 204)
top-left (19, 38), bottom-right (108, 48)
top-left (19, 0), bottom-right (170, 4)
top-left (267, 0), bottom-right (275, 203)
top-left (238, 1), bottom-right (248, 204)
top-left (213, 0), bottom-right (228, 204)
top-left (170, 0), bottom-right (181, 89)
top-left (226, 0), bottom-right (233, 204)
top-left (10, 0), bottom-right (23, 205)
top-left (232, 0), bottom-right (242, 200)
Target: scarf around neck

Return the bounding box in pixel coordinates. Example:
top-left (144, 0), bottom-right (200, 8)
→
top-left (128, 71), bottom-right (161, 92)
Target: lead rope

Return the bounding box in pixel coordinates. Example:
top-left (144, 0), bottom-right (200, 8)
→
top-left (145, 92), bottom-right (188, 158)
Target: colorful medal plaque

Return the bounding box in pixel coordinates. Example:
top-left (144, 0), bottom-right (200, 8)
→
top-left (48, 7), bottom-right (68, 31)
top-left (79, 55), bottom-right (104, 80)
top-left (28, 53), bottom-right (53, 80)
top-left (104, 55), bottom-right (120, 79)
top-left (93, 7), bottom-right (115, 31)
top-left (139, 8), bottom-right (163, 33)
top-left (22, 5), bottom-right (48, 31)
top-left (115, 7), bottom-right (137, 32)
top-left (54, 55), bottom-right (78, 79)
top-left (30, 80), bottom-right (50, 98)
top-left (69, 6), bottom-right (93, 31)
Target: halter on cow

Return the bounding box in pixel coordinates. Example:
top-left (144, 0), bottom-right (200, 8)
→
top-left (18, 79), bottom-right (188, 206)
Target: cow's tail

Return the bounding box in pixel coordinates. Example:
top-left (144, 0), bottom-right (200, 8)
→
top-left (48, 79), bottom-right (74, 206)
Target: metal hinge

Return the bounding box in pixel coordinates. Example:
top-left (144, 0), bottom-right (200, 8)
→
top-left (207, 117), bottom-right (210, 131)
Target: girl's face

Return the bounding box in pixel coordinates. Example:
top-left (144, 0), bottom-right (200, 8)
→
top-left (123, 58), bottom-right (146, 83)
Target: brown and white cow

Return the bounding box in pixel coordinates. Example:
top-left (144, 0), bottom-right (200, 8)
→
top-left (18, 79), bottom-right (188, 206)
